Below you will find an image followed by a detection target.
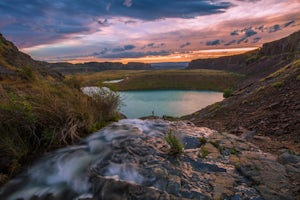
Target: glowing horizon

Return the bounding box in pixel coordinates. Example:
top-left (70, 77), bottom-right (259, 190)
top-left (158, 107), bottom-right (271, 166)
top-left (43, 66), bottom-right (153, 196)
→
top-left (0, 0), bottom-right (299, 64)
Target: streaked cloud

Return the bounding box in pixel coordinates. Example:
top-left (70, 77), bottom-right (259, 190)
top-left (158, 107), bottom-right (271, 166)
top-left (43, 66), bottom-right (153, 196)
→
top-left (0, 0), bottom-right (299, 63)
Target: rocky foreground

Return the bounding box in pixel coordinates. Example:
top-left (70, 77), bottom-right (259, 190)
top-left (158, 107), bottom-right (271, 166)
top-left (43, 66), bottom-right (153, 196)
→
top-left (1, 119), bottom-right (299, 200)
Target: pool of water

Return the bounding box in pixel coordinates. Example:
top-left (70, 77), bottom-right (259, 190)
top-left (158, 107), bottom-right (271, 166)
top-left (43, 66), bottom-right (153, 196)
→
top-left (119, 90), bottom-right (223, 118)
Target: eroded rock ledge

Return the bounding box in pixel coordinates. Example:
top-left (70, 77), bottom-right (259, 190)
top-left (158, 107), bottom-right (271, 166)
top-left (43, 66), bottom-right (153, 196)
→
top-left (0, 119), bottom-right (299, 199)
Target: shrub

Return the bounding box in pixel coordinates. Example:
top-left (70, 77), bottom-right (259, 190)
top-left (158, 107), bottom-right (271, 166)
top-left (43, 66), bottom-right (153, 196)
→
top-left (199, 147), bottom-right (209, 158)
top-left (198, 137), bottom-right (207, 145)
top-left (165, 130), bottom-right (183, 156)
top-left (0, 74), bottom-right (121, 182)
top-left (223, 88), bottom-right (233, 98)
top-left (18, 66), bottom-right (35, 81)
top-left (272, 81), bottom-right (284, 88)
top-left (296, 75), bottom-right (300, 81)
top-left (230, 148), bottom-right (240, 155)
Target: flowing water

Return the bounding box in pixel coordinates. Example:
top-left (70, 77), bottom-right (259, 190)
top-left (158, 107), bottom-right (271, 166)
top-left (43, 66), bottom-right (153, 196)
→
top-left (0, 119), bottom-right (262, 200)
top-left (119, 90), bottom-right (223, 118)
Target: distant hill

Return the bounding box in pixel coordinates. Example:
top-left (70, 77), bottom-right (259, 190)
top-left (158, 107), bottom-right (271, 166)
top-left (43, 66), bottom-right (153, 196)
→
top-left (187, 31), bottom-right (300, 80)
top-left (183, 31), bottom-right (300, 154)
top-left (50, 61), bottom-right (153, 74)
top-left (150, 62), bottom-right (188, 69)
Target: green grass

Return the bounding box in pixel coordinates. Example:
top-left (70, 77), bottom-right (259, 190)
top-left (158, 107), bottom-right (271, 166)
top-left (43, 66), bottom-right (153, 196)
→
top-left (165, 130), bottom-right (183, 156)
top-left (198, 137), bottom-right (207, 145)
top-left (68, 69), bottom-right (244, 91)
top-left (223, 88), bottom-right (233, 98)
top-left (199, 147), bottom-right (209, 158)
top-left (272, 81), bottom-right (284, 88)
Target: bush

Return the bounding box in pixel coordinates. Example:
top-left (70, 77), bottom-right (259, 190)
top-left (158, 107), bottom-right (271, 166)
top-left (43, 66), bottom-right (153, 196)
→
top-left (223, 88), bottom-right (233, 98)
top-left (165, 130), bottom-right (183, 156)
top-left (199, 147), bottom-right (209, 158)
top-left (296, 75), bottom-right (300, 81)
top-left (198, 137), bottom-right (207, 145)
top-left (272, 81), bottom-right (284, 89)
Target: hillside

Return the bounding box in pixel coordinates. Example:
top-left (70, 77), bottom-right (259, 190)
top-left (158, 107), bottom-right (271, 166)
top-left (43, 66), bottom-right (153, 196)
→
top-left (0, 34), bottom-right (120, 185)
top-left (187, 31), bottom-right (300, 81)
top-left (50, 61), bottom-right (153, 74)
top-left (183, 32), bottom-right (300, 154)
top-left (0, 34), bottom-right (62, 80)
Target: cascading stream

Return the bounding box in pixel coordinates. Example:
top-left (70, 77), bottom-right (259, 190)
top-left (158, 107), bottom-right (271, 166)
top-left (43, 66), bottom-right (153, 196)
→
top-left (0, 119), bottom-right (264, 200)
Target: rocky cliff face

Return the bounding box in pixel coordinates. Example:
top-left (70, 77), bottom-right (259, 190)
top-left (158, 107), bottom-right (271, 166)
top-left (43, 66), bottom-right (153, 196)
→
top-left (51, 61), bottom-right (153, 74)
top-left (187, 31), bottom-right (300, 80)
top-left (1, 119), bottom-right (299, 199)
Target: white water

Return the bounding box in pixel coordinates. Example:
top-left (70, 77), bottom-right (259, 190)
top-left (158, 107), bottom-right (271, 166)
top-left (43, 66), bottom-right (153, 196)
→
top-left (0, 119), bottom-right (191, 199)
top-left (102, 79), bottom-right (124, 83)
top-left (0, 119), bottom-right (263, 200)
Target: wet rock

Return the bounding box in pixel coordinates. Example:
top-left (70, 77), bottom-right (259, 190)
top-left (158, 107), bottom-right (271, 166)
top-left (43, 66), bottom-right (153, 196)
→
top-left (278, 152), bottom-right (300, 165)
top-left (0, 119), bottom-right (296, 199)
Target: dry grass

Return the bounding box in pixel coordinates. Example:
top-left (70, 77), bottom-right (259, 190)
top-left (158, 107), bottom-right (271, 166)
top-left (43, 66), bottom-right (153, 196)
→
top-left (68, 69), bottom-right (244, 91)
top-left (0, 73), bottom-right (120, 182)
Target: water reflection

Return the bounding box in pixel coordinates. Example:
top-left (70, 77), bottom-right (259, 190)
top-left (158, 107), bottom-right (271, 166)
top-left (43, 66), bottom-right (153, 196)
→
top-left (119, 90), bottom-right (223, 118)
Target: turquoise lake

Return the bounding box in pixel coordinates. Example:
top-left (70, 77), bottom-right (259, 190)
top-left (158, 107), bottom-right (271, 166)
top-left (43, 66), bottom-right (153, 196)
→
top-left (119, 90), bottom-right (223, 118)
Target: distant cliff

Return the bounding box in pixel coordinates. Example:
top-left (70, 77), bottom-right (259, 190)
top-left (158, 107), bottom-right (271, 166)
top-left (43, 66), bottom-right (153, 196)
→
top-left (187, 30), bottom-right (300, 78)
top-left (50, 61), bottom-right (153, 74)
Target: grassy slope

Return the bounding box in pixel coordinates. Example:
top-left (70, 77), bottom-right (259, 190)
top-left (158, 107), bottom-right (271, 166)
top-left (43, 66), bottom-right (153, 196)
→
top-left (0, 35), bottom-right (121, 185)
top-left (182, 58), bottom-right (300, 153)
top-left (69, 69), bottom-right (244, 91)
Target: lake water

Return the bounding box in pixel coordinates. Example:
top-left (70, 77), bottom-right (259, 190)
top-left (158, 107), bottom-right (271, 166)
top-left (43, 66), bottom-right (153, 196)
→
top-left (119, 90), bottom-right (223, 118)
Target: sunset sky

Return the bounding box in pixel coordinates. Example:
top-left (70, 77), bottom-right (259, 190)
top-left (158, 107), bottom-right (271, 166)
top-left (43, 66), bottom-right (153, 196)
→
top-left (0, 0), bottom-right (299, 63)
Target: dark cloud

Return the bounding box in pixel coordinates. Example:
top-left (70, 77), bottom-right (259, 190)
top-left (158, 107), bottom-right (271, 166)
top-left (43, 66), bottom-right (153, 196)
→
top-left (143, 43), bottom-right (165, 49)
top-left (206, 39), bottom-right (221, 46)
top-left (269, 24), bottom-right (281, 33)
top-left (97, 19), bottom-right (111, 27)
top-left (283, 20), bottom-right (295, 28)
top-left (230, 30), bottom-right (239, 36)
top-left (124, 44), bottom-right (136, 50)
top-left (229, 27), bottom-right (258, 44)
top-left (124, 20), bottom-right (137, 24)
top-left (112, 45), bottom-right (136, 52)
top-left (0, 0), bottom-right (233, 47)
top-left (180, 42), bottom-right (191, 48)
top-left (252, 37), bottom-right (261, 43)
top-left (237, 37), bottom-right (245, 44)
top-left (245, 28), bottom-right (257, 37)
top-left (96, 50), bottom-right (170, 58)
top-left (224, 40), bottom-right (236, 46)
top-left (106, 0), bottom-right (232, 20)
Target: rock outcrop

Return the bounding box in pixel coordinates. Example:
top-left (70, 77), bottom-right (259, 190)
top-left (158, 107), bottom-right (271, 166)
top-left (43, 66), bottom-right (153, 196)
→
top-left (1, 119), bottom-right (299, 199)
